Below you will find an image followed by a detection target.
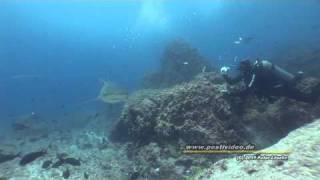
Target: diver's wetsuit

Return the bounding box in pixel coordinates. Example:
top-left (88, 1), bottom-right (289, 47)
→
top-left (223, 60), bottom-right (316, 103)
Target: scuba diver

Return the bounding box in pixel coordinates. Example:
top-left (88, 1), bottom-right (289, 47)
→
top-left (220, 59), bottom-right (319, 103)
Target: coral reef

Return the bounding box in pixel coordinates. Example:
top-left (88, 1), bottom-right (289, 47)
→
top-left (112, 72), bottom-right (242, 144)
top-left (0, 110), bottom-right (133, 180)
top-left (143, 39), bottom-right (214, 88)
top-left (110, 72), bottom-right (320, 179)
top-left (194, 118), bottom-right (320, 180)
top-left (2, 52), bottom-right (319, 179)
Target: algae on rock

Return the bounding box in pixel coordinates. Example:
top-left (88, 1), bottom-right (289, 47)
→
top-left (195, 118), bottom-right (320, 180)
top-left (110, 71), bottom-right (320, 179)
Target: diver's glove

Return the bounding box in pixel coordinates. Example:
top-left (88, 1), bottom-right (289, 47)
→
top-left (220, 66), bottom-right (230, 76)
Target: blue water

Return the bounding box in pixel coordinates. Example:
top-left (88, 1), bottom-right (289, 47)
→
top-left (1, 0), bottom-right (320, 121)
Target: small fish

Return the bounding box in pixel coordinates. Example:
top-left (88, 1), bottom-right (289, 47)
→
top-left (63, 158), bottom-right (81, 166)
top-left (242, 37), bottom-right (255, 44)
top-left (183, 61), bottom-right (189, 65)
top-left (94, 113), bottom-right (100, 118)
top-left (155, 167), bottom-right (160, 172)
top-left (52, 155), bottom-right (81, 168)
top-left (0, 152), bottom-right (20, 164)
top-left (84, 172), bottom-right (89, 179)
top-left (234, 40), bottom-right (241, 45)
top-left (234, 56), bottom-right (238, 62)
top-left (202, 66), bottom-right (207, 73)
top-left (20, 149), bottom-right (47, 166)
top-left (52, 159), bottom-right (64, 168)
top-left (129, 171), bottom-right (140, 180)
top-left (42, 160), bottom-right (52, 169)
top-left (12, 123), bottom-right (29, 131)
top-left (63, 168), bottom-right (70, 179)
top-left (234, 36), bottom-right (254, 45)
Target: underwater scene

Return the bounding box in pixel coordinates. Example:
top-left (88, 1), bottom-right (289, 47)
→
top-left (1, 0), bottom-right (320, 179)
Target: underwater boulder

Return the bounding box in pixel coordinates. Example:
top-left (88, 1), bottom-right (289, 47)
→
top-left (143, 39), bottom-right (215, 88)
top-left (294, 77), bottom-right (320, 103)
top-left (239, 97), bottom-right (318, 147)
top-left (111, 72), bottom-right (240, 145)
top-left (110, 72), bottom-right (245, 178)
top-left (195, 118), bottom-right (320, 180)
top-left (110, 71), bottom-right (320, 179)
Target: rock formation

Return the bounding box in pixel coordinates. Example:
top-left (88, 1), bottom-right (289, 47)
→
top-left (110, 72), bottom-right (320, 179)
top-left (143, 39), bottom-right (214, 88)
top-left (195, 118), bottom-right (320, 180)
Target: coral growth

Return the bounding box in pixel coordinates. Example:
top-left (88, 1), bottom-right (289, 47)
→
top-left (143, 39), bottom-right (214, 88)
top-left (110, 72), bottom-right (320, 179)
top-left (194, 118), bottom-right (320, 180)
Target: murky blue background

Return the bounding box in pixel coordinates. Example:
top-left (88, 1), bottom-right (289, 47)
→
top-left (1, 0), bottom-right (319, 121)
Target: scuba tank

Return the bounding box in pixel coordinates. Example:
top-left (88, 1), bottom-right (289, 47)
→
top-left (257, 60), bottom-right (295, 84)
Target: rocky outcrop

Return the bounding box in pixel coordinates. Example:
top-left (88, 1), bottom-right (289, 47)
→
top-left (110, 72), bottom-right (320, 179)
top-left (112, 72), bottom-right (243, 144)
top-left (143, 39), bottom-right (214, 88)
top-left (195, 118), bottom-right (320, 180)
